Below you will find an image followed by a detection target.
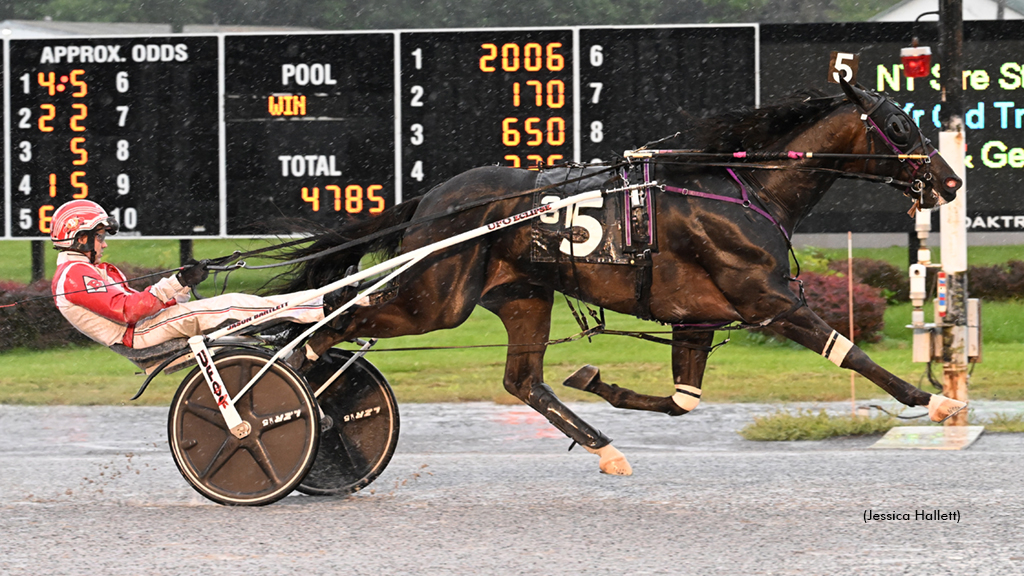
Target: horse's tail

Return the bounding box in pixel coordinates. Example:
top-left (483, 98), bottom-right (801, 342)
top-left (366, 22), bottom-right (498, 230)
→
top-left (269, 196), bottom-right (424, 294)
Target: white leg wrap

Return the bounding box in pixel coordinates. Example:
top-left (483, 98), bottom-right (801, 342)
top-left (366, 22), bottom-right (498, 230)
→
top-left (672, 384), bottom-right (702, 412)
top-left (822, 330), bottom-right (854, 367)
top-left (927, 394), bottom-right (967, 423)
top-left (304, 343), bottom-right (320, 362)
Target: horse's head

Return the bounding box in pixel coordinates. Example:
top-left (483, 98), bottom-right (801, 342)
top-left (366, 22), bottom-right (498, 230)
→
top-left (839, 78), bottom-right (962, 210)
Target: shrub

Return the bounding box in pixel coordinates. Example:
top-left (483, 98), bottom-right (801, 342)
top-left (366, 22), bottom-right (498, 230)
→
top-left (0, 279), bottom-right (94, 351)
top-left (967, 260), bottom-right (1024, 301)
top-left (797, 270), bottom-right (887, 344)
top-left (828, 257), bottom-right (909, 304)
top-left (791, 247), bottom-right (835, 275)
top-left (0, 263), bottom-right (170, 351)
top-left (740, 409), bottom-right (897, 441)
top-left (0, 279), bottom-right (28, 292)
top-left (982, 412), bottom-right (1024, 433)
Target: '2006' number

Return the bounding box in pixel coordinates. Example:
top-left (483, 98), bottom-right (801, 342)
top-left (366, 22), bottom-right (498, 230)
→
top-left (539, 194), bottom-right (603, 257)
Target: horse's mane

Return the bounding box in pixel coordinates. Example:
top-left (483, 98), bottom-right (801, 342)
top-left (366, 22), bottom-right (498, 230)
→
top-left (675, 90), bottom-right (844, 152)
top-left (263, 197), bottom-right (423, 295)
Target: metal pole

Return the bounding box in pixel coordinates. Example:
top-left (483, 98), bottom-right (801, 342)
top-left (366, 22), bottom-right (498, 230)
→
top-left (180, 239), bottom-right (193, 267)
top-left (938, 0), bottom-right (969, 426)
top-left (30, 240), bottom-right (46, 283)
top-left (848, 232), bottom-right (856, 416)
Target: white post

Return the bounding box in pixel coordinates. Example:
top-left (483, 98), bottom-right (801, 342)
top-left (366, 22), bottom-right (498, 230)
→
top-left (938, 125), bottom-right (969, 426)
top-left (848, 231), bottom-right (856, 416)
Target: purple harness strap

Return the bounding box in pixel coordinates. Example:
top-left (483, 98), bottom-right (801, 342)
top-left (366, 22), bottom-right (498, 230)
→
top-left (621, 160), bottom-right (657, 248)
top-left (661, 168), bottom-right (790, 240)
top-left (863, 115), bottom-right (938, 172)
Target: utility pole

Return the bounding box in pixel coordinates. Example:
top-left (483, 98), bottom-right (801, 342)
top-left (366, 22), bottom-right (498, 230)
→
top-left (938, 0), bottom-right (969, 426)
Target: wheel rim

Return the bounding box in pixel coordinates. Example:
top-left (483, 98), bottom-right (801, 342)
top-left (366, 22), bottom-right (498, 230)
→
top-left (299, 349), bottom-right (399, 495)
top-left (169, 351), bottom-right (318, 505)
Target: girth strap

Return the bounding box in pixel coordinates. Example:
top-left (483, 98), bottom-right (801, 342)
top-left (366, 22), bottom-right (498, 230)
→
top-left (662, 168), bottom-right (790, 240)
top-left (631, 250), bottom-right (653, 321)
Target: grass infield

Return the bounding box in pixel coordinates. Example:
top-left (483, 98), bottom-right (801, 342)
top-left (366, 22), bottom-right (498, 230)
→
top-left (1, 239), bottom-right (1021, 407)
top-left (740, 409), bottom-right (1024, 441)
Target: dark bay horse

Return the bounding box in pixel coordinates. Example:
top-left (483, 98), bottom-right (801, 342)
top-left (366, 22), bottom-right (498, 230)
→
top-left (276, 80), bottom-right (964, 475)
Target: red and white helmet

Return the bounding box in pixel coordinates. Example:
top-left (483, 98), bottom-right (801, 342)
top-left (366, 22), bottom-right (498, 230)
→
top-left (50, 200), bottom-right (119, 251)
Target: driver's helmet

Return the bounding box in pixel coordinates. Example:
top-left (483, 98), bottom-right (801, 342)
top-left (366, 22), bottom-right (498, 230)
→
top-left (50, 200), bottom-right (119, 252)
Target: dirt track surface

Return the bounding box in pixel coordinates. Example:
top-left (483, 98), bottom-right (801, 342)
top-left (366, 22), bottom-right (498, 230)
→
top-left (2, 401), bottom-right (1023, 575)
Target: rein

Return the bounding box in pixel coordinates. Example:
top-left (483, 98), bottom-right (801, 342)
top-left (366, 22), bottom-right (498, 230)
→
top-left (205, 165), bottom-right (624, 272)
top-left (208, 89), bottom-right (932, 275)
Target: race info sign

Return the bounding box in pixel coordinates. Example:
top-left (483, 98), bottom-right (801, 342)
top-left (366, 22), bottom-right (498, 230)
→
top-left (4, 21), bottom-right (1023, 238)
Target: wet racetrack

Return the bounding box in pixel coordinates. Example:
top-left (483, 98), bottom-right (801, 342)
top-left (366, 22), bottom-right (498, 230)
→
top-left (2, 401), bottom-right (1023, 575)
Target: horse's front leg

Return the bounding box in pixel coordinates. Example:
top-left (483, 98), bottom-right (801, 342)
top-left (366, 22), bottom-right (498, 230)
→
top-left (482, 284), bottom-right (631, 476)
top-left (562, 329), bottom-right (714, 416)
top-left (766, 306), bottom-right (966, 422)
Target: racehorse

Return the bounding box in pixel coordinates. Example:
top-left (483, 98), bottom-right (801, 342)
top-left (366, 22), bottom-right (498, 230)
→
top-left (274, 80), bottom-right (965, 475)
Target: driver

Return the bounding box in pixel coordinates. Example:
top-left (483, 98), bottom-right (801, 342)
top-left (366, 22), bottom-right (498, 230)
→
top-left (50, 200), bottom-right (342, 349)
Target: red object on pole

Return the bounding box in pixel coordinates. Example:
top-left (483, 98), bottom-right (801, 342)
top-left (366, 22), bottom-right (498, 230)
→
top-left (901, 46), bottom-right (932, 78)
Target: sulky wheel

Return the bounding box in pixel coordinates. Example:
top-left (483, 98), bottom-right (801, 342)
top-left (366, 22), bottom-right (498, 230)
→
top-left (297, 348), bottom-right (400, 496)
top-left (168, 348), bottom-right (320, 506)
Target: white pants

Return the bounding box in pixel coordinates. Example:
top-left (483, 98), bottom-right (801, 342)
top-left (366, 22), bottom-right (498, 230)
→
top-left (130, 289), bottom-right (324, 349)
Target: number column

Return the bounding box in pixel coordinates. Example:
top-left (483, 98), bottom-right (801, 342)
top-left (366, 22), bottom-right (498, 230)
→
top-left (579, 26), bottom-right (757, 162)
top-left (8, 37), bottom-right (220, 237)
top-left (400, 30), bottom-right (574, 198)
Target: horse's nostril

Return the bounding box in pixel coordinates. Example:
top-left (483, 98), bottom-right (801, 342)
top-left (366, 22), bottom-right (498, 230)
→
top-left (944, 177), bottom-right (961, 189)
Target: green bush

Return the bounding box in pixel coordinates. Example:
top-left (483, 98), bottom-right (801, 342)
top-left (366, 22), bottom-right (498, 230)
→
top-left (828, 257), bottom-right (909, 304)
top-left (968, 260), bottom-right (1024, 301)
top-left (0, 279), bottom-right (94, 351)
top-left (982, 412), bottom-right (1024, 433)
top-left (740, 409), bottom-right (897, 441)
top-left (0, 263), bottom-right (170, 351)
top-left (798, 271), bottom-right (887, 344)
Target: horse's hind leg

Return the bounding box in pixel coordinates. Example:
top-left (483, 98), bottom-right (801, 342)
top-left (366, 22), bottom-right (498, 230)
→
top-left (766, 306), bottom-right (966, 422)
top-left (482, 284), bottom-right (631, 476)
top-left (562, 329), bottom-right (714, 416)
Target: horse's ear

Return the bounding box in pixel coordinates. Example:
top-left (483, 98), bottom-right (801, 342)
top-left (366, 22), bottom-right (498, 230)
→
top-left (839, 77), bottom-right (872, 110)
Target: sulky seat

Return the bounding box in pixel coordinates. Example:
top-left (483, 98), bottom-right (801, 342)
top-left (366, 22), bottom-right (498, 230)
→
top-left (109, 333), bottom-right (274, 375)
top-left (109, 338), bottom-right (194, 375)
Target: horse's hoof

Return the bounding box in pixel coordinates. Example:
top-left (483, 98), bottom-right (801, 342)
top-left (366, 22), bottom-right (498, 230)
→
top-left (563, 365), bottom-right (601, 393)
top-left (585, 444), bottom-right (633, 476)
top-left (927, 394), bottom-right (967, 423)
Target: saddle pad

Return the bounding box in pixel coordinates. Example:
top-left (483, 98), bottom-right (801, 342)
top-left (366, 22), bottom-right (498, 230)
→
top-left (530, 166), bottom-right (633, 265)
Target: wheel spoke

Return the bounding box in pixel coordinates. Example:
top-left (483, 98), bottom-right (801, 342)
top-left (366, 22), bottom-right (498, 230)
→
top-left (184, 399), bottom-right (228, 429)
top-left (198, 438), bottom-right (236, 480)
top-left (242, 358), bottom-right (258, 413)
top-left (330, 423), bottom-right (369, 472)
top-left (248, 437), bottom-right (281, 485)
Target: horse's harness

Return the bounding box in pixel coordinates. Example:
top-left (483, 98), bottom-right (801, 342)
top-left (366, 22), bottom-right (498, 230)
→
top-left (856, 91), bottom-right (939, 202)
top-left (611, 88), bottom-right (937, 325)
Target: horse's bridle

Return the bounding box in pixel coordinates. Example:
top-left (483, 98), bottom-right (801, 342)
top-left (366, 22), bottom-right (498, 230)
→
top-left (852, 89), bottom-right (938, 200)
